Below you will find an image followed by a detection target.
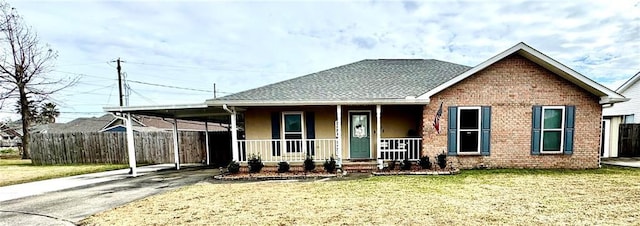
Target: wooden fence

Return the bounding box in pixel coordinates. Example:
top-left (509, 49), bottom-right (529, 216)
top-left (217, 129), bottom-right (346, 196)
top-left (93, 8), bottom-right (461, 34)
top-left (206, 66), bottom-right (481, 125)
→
top-left (619, 124), bottom-right (640, 157)
top-left (29, 131), bottom-right (230, 165)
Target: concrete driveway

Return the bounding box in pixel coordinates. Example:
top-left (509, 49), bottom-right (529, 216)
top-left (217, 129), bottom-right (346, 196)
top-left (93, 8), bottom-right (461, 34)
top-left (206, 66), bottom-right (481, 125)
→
top-left (602, 157), bottom-right (640, 168)
top-left (0, 166), bottom-right (219, 225)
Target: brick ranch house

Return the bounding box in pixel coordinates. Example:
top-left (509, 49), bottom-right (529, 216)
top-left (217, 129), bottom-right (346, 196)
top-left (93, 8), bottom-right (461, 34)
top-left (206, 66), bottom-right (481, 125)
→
top-left (105, 42), bottom-right (626, 170)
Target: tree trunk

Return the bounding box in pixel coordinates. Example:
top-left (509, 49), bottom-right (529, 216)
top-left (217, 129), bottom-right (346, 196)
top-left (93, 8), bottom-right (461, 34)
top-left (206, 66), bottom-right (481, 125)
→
top-left (19, 85), bottom-right (30, 159)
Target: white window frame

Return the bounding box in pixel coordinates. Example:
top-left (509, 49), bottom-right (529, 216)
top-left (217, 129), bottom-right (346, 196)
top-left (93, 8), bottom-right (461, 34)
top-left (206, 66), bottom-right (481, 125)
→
top-left (540, 106), bottom-right (565, 154)
top-left (457, 106), bottom-right (481, 154)
top-left (282, 112), bottom-right (305, 152)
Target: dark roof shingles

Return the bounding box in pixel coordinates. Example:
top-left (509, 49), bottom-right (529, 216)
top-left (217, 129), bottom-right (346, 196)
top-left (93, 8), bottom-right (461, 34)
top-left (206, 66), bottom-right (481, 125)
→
top-left (218, 59), bottom-right (471, 101)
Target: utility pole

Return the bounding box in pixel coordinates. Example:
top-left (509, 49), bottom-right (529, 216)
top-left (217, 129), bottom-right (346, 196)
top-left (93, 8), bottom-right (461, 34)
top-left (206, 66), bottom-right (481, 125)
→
top-left (112, 58), bottom-right (124, 107)
top-left (213, 83), bottom-right (217, 99)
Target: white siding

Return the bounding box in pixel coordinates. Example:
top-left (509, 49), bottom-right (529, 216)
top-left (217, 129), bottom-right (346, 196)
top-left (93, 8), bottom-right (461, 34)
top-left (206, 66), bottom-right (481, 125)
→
top-left (603, 79), bottom-right (640, 123)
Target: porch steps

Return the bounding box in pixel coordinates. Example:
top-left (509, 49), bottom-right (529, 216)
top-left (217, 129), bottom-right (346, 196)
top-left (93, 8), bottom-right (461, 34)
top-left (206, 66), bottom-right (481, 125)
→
top-left (340, 160), bottom-right (378, 173)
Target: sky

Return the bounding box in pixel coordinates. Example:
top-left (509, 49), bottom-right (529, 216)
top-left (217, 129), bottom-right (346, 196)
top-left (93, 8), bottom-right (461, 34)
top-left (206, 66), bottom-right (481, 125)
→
top-left (2, 0), bottom-right (639, 123)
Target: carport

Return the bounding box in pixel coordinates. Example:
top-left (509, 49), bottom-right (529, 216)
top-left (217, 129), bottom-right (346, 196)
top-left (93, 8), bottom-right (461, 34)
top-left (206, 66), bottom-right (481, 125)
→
top-left (104, 103), bottom-right (241, 177)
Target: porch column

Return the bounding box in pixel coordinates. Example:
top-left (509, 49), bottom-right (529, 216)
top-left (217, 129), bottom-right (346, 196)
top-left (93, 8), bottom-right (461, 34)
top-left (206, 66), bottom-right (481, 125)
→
top-left (125, 113), bottom-right (137, 177)
top-left (172, 118), bottom-right (180, 170)
top-left (230, 109), bottom-right (239, 162)
top-left (205, 122), bottom-right (210, 165)
top-left (336, 105), bottom-right (342, 167)
top-left (376, 105), bottom-right (382, 169)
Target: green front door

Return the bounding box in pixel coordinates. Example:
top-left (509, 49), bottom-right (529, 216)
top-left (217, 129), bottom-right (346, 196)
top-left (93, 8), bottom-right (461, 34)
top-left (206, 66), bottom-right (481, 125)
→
top-left (350, 112), bottom-right (370, 159)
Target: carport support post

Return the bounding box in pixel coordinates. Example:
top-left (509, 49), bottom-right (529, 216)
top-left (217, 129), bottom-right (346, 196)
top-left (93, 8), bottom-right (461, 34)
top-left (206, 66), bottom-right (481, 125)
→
top-left (125, 113), bottom-right (137, 177)
top-left (173, 118), bottom-right (180, 170)
top-left (205, 122), bottom-right (210, 165)
top-left (376, 105), bottom-right (382, 169)
top-left (231, 109), bottom-right (239, 162)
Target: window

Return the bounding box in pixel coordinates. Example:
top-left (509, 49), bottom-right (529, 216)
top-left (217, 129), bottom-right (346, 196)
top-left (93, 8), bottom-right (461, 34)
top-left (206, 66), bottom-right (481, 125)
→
top-left (624, 114), bottom-right (635, 124)
top-left (531, 105), bottom-right (574, 155)
top-left (283, 112), bottom-right (304, 152)
top-left (541, 106), bottom-right (564, 153)
top-left (447, 106), bottom-right (491, 156)
top-left (457, 107), bottom-right (481, 153)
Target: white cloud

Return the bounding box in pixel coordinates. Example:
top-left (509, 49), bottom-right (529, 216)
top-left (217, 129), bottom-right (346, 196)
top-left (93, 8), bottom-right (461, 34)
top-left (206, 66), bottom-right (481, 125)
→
top-left (4, 0), bottom-right (639, 122)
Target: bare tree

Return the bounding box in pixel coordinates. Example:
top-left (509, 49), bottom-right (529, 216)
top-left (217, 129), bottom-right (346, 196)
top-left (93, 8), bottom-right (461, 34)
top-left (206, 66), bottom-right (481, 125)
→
top-left (0, 2), bottom-right (76, 159)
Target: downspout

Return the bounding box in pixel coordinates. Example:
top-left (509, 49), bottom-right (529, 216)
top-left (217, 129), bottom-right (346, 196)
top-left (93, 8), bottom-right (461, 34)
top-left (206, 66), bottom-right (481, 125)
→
top-left (111, 113), bottom-right (137, 177)
top-left (223, 104), bottom-right (239, 162)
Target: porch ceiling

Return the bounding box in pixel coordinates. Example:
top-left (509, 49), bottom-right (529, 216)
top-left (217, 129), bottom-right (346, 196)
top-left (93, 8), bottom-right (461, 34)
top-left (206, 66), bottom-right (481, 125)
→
top-left (103, 103), bottom-right (237, 124)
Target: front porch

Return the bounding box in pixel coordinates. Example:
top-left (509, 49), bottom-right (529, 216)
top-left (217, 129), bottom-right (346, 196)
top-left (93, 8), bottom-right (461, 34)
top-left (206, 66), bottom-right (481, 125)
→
top-left (232, 105), bottom-right (424, 168)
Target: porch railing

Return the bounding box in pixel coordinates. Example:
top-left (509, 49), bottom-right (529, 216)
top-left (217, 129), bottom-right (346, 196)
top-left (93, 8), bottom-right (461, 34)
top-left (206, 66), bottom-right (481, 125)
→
top-left (378, 138), bottom-right (422, 161)
top-left (237, 139), bottom-right (337, 162)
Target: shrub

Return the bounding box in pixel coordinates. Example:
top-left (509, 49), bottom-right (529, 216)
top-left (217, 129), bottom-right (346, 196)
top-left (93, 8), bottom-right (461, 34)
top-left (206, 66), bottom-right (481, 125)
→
top-left (277, 161), bottom-right (290, 173)
top-left (400, 158), bottom-right (412, 171)
top-left (419, 156), bottom-right (432, 170)
top-left (388, 159), bottom-right (397, 170)
top-left (304, 155), bottom-right (315, 172)
top-left (227, 161), bottom-right (240, 174)
top-left (437, 152), bottom-right (447, 170)
top-left (247, 155), bottom-right (264, 173)
top-left (323, 156), bottom-right (337, 173)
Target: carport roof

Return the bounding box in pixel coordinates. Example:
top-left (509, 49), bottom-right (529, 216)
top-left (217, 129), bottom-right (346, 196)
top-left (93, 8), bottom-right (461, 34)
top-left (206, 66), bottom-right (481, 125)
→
top-left (103, 103), bottom-right (233, 123)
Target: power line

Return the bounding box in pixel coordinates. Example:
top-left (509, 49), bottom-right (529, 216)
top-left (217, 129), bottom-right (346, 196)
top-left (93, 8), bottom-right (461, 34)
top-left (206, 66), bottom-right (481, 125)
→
top-left (127, 80), bottom-right (212, 93)
top-left (55, 70), bottom-right (220, 93)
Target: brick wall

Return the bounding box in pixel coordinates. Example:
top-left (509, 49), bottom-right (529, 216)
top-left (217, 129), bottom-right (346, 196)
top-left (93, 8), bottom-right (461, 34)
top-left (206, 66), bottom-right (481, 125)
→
top-left (422, 54), bottom-right (602, 169)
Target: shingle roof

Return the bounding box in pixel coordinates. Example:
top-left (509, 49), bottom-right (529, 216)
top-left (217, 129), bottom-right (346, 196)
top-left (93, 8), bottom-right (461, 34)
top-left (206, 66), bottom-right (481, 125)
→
top-left (217, 59), bottom-right (471, 101)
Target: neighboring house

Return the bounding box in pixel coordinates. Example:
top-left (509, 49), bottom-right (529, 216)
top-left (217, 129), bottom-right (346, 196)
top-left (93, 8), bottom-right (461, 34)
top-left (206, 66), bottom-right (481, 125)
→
top-left (105, 42), bottom-right (626, 169)
top-left (34, 114), bottom-right (228, 133)
top-left (0, 124), bottom-right (21, 147)
top-left (602, 71), bottom-right (640, 157)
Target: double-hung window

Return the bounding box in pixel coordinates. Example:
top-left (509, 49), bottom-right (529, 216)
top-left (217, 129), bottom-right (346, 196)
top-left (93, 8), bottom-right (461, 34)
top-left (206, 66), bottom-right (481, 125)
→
top-left (457, 107), bottom-right (481, 154)
top-left (283, 112), bottom-right (304, 152)
top-left (447, 106), bottom-right (491, 156)
top-left (532, 105), bottom-right (574, 155)
top-left (541, 106), bottom-right (564, 153)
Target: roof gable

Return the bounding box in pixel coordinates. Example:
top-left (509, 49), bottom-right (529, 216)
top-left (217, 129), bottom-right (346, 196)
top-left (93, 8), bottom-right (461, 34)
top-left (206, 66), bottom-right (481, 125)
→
top-left (616, 71), bottom-right (640, 93)
top-left (417, 42), bottom-right (626, 104)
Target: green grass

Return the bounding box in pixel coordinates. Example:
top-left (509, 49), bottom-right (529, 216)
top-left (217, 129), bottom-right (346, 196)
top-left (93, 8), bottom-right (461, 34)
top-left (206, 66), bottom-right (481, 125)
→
top-left (0, 159), bottom-right (128, 187)
top-left (82, 166), bottom-right (640, 225)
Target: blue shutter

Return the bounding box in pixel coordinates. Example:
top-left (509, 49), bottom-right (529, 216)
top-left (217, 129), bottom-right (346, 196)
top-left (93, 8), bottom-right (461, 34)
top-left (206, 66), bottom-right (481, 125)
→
top-left (447, 106), bottom-right (457, 156)
top-left (271, 112), bottom-right (281, 156)
top-left (481, 106), bottom-right (491, 156)
top-left (564, 106), bottom-right (575, 155)
top-left (531, 106), bottom-right (542, 155)
top-left (305, 112), bottom-right (315, 156)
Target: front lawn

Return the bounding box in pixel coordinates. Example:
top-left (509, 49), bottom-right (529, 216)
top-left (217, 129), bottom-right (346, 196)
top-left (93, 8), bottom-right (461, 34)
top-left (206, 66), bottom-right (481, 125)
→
top-left (0, 158), bottom-right (128, 187)
top-left (82, 166), bottom-right (640, 225)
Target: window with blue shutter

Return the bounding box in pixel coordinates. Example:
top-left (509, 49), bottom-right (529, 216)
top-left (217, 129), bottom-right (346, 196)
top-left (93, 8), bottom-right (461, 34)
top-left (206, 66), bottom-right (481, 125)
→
top-left (531, 105), bottom-right (574, 155)
top-left (447, 106), bottom-right (457, 155)
top-left (448, 106), bottom-right (491, 155)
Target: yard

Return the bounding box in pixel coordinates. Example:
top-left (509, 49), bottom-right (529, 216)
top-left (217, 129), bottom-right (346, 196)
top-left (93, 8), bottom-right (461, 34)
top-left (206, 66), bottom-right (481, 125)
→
top-left (81, 166), bottom-right (640, 225)
top-left (0, 148), bottom-right (128, 187)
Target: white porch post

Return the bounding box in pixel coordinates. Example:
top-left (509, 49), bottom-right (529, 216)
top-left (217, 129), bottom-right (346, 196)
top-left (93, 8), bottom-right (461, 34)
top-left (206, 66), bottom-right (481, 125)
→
top-left (125, 113), bottom-right (137, 177)
top-left (205, 122), bottom-right (210, 165)
top-left (336, 105), bottom-right (342, 167)
top-left (376, 105), bottom-right (382, 169)
top-left (231, 108), bottom-right (239, 162)
top-left (172, 118), bottom-right (180, 170)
